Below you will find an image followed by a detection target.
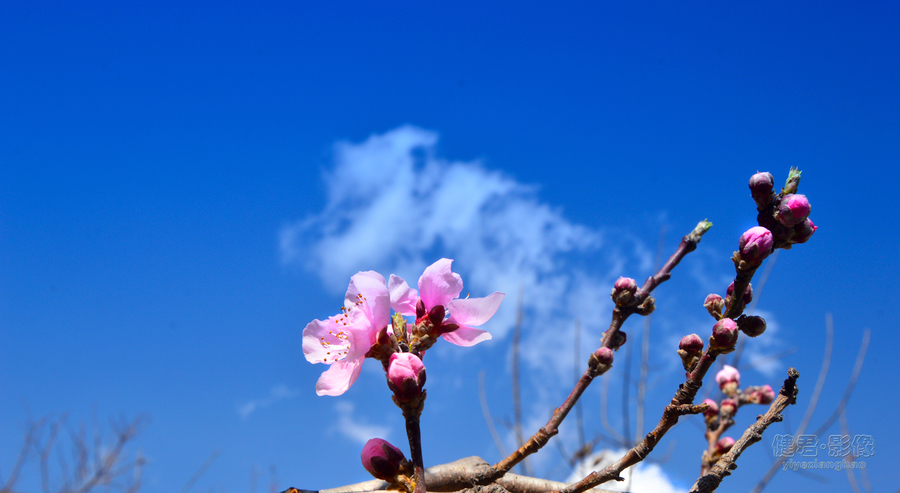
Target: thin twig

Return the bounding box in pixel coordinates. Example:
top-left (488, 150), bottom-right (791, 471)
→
top-left (179, 449), bottom-right (221, 493)
top-left (2, 418), bottom-right (46, 492)
top-left (620, 339), bottom-right (632, 447)
top-left (751, 327), bottom-right (869, 493)
top-left (484, 221), bottom-right (711, 481)
top-left (810, 328), bottom-right (869, 437)
top-left (573, 319), bottom-right (585, 453)
top-left (839, 411), bottom-right (862, 493)
top-left (510, 286), bottom-right (530, 476)
top-left (479, 371), bottom-right (508, 459)
top-left (637, 226), bottom-right (666, 446)
top-left (599, 374), bottom-right (627, 446)
top-left (558, 339), bottom-right (731, 493)
top-left (730, 250), bottom-right (779, 369)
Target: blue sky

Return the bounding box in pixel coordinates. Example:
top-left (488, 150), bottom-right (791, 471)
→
top-left (1, 2), bottom-right (898, 492)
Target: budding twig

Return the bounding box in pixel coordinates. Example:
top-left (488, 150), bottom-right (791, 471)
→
top-left (689, 368), bottom-right (800, 493)
top-left (485, 220), bottom-right (711, 482)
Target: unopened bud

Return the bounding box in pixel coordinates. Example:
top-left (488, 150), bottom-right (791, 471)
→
top-left (720, 398), bottom-right (738, 417)
top-left (387, 352), bottom-right (426, 402)
top-left (605, 329), bottom-right (627, 350)
top-left (677, 334), bottom-right (704, 371)
top-left (588, 347), bottom-right (615, 376)
top-left (637, 295), bottom-right (656, 315)
top-left (749, 172), bottom-right (775, 209)
top-left (703, 399), bottom-right (719, 417)
top-left (702, 398), bottom-right (719, 417)
top-left (737, 315), bottom-right (766, 337)
top-left (595, 347), bottom-right (614, 366)
top-left (427, 305), bottom-right (445, 329)
top-left (775, 194), bottom-right (811, 227)
top-left (361, 438), bottom-right (406, 481)
top-left (716, 436), bottom-right (736, 454)
top-left (611, 277), bottom-right (638, 307)
top-left (791, 218), bottom-right (817, 244)
top-left (726, 281), bottom-right (753, 305)
top-left (746, 385), bottom-right (775, 405)
top-left (679, 333), bottom-right (704, 354)
top-left (738, 227), bottom-right (774, 264)
top-left (710, 318), bottom-right (739, 351)
top-left (415, 298), bottom-right (427, 320)
top-left (716, 365), bottom-right (741, 396)
top-left (704, 294), bottom-right (725, 319)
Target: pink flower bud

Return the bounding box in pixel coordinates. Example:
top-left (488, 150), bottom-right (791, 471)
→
top-left (747, 385), bottom-right (776, 405)
top-left (749, 172), bottom-right (775, 208)
top-left (702, 398), bottom-right (719, 417)
top-left (775, 194), bottom-right (811, 227)
top-left (677, 334), bottom-right (704, 371)
top-left (749, 172), bottom-right (774, 195)
top-left (711, 319), bottom-right (739, 350)
top-left (361, 438), bottom-right (406, 481)
top-left (604, 329), bottom-right (627, 350)
top-left (715, 365), bottom-right (741, 389)
top-left (415, 298), bottom-right (427, 320)
top-left (611, 277), bottom-right (638, 307)
top-left (679, 334), bottom-right (704, 354)
top-left (738, 227), bottom-right (774, 264)
top-left (720, 398), bottom-right (738, 417)
top-left (704, 294), bottom-right (724, 318)
top-left (726, 281), bottom-right (753, 306)
top-left (791, 218), bottom-right (817, 244)
top-left (737, 315), bottom-right (766, 337)
top-left (427, 304), bottom-right (445, 329)
top-left (716, 436), bottom-right (736, 454)
top-left (388, 352), bottom-right (426, 402)
top-left (594, 347), bottom-right (614, 366)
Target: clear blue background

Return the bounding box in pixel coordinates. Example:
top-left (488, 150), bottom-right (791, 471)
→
top-left (1, 2), bottom-right (897, 492)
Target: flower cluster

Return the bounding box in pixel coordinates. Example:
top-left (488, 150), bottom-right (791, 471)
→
top-left (302, 259), bottom-right (504, 396)
top-left (750, 169), bottom-right (817, 249)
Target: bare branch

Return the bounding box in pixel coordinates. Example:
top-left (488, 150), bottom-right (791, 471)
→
top-left (486, 221), bottom-right (710, 481)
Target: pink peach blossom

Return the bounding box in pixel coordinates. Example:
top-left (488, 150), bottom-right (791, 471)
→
top-left (302, 271), bottom-right (391, 396)
top-left (390, 259), bottom-right (504, 347)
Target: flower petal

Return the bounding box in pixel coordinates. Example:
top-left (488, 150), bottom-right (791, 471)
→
top-left (346, 270), bottom-right (390, 328)
top-left (417, 259), bottom-right (463, 310)
top-left (388, 274), bottom-right (418, 316)
top-left (447, 292), bottom-right (505, 327)
top-left (315, 358), bottom-right (364, 396)
top-left (440, 327), bottom-right (492, 347)
top-left (302, 313), bottom-right (369, 364)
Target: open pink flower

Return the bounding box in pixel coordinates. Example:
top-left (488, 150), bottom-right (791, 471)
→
top-left (389, 259), bottom-right (504, 347)
top-left (302, 271), bottom-right (391, 396)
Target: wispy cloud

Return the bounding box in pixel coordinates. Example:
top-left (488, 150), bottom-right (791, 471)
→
top-left (238, 385), bottom-right (299, 419)
top-left (332, 401), bottom-right (391, 444)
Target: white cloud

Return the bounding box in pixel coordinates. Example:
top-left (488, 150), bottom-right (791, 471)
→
top-left (566, 449), bottom-right (687, 493)
top-left (280, 125), bottom-right (653, 381)
top-left (238, 384), bottom-right (299, 419)
top-left (332, 401), bottom-right (391, 445)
